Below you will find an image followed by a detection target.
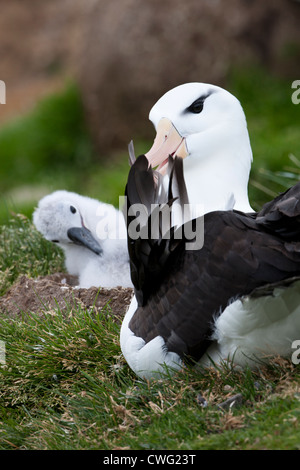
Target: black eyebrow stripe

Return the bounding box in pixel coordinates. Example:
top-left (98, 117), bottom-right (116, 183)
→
top-left (183, 90), bottom-right (215, 114)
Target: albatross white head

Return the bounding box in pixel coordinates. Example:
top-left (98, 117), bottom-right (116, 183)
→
top-left (33, 191), bottom-right (103, 276)
top-left (33, 190), bottom-right (132, 288)
top-left (145, 82), bottom-right (253, 214)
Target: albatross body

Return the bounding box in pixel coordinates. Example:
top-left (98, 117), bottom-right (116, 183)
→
top-left (120, 83), bottom-right (300, 379)
top-left (121, 156), bottom-right (300, 379)
top-left (34, 190), bottom-right (132, 289)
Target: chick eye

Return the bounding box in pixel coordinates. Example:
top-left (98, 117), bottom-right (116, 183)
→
top-left (188, 98), bottom-right (204, 114)
top-left (70, 205), bottom-right (77, 214)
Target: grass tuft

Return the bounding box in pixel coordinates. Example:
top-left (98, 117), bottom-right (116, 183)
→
top-left (0, 214), bottom-right (64, 295)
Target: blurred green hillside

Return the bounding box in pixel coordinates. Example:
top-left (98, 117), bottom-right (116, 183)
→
top-left (229, 67), bottom-right (300, 208)
top-left (0, 66), bottom-right (299, 224)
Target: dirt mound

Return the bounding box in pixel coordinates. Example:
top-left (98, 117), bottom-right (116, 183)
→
top-left (0, 273), bottom-right (133, 321)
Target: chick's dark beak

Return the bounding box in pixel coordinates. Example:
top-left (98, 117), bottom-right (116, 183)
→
top-left (67, 227), bottom-right (103, 255)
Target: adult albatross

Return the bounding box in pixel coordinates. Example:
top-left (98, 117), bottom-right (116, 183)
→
top-left (120, 154), bottom-right (300, 380)
top-left (120, 83), bottom-right (300, 379)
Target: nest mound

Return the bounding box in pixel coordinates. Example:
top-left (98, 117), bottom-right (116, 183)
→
top-left (0, 273), bottom-right (133, 321)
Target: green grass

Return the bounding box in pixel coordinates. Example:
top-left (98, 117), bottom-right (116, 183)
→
top-left (0, 214), bottom-right (64, 295)
top-left (0, 214), bottom-right (300, 450)
top-left (1, 296), bottom-right (300, 450)
top-left (0, 66), bottom-right (300, 450)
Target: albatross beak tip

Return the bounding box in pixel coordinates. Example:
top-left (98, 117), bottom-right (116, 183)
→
top-left (145, 118), bottom-right (188, 171)
top-left (67, 226), bottom-right (103, 256)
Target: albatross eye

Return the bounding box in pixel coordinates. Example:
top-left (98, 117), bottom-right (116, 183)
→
top-left (70, 205), bottom-right (77, 214)
top-left (188, 98), bottom-right (204, 114)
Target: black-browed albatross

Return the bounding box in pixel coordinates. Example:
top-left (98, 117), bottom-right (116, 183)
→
top-left (120, 154), bottom-right (300, 379)
top-left (120, 82), bottom-right (300, 379)
top-left (34, 190), bottom-right (132, 288)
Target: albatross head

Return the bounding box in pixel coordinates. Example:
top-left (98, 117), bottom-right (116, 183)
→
top-left (145, 82), bottom-right (253, 213)
top-left (33, 191), bottom-right (103, 255)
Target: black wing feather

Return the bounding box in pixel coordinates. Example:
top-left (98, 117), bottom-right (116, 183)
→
top-left (125, 154), bottom-right (300, 362)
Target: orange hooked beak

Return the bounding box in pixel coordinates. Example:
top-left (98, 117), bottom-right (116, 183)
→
top-left (145, 118), bottom-right (188, 174)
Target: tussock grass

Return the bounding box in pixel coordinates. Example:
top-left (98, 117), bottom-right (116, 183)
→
top-left (0, 214), bottom-right (64, 295)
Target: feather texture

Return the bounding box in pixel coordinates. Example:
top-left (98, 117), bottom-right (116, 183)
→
top-left (125, 155), bottom-right (300, 364)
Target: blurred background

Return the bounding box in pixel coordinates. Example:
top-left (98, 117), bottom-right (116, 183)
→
top-left (0, 0), bottom-right (299, 223)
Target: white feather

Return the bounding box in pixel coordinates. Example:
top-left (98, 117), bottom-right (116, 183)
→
top-left (33, 190), bottom-right (133, 289)
top-left (120, 296), bottom-right (182, 379)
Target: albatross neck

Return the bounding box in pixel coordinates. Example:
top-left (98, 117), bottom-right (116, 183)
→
top-left (182, 148), bottom-right (253, 215)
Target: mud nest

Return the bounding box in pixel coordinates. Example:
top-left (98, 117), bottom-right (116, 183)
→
top-left (0, 273), bottom-right (133, 322)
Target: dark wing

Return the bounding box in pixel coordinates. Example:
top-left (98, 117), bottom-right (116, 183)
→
top-left (256, 181), bottom-right (300, 240)
top-left (130, 210), bottom-right (300, 362)
top-left (125, 155), bottom-right (185, 306)
top-left (126, 155), bottom-right (300, 362)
